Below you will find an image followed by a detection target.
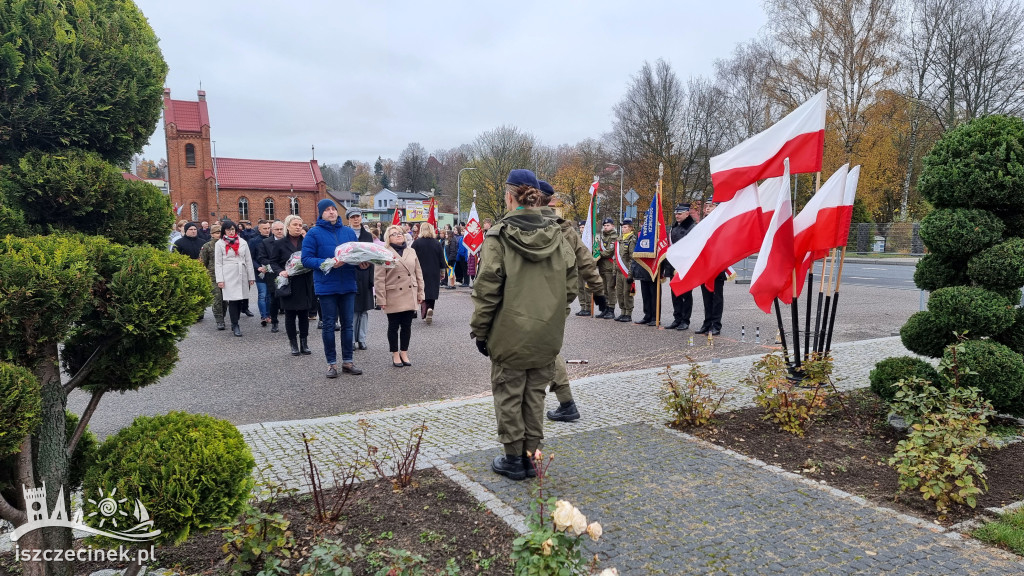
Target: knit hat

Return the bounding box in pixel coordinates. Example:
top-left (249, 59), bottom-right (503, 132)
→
top-left (183, 222), bottom-right (198, 233)
top-left (675, 203), bottom-right (691, 213)
top-left (318, 199), bottom-right (338, 219)
top-left (538, 180), bottom-right (555, 196)
top-left (506, 169), bottom-right (539, 189)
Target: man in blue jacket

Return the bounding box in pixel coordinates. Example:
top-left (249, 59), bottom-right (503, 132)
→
top-left (301, 199), bottom-right (364, 378)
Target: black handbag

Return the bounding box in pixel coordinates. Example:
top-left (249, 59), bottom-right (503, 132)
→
top-left (276, 281), bottom-right (292, 298)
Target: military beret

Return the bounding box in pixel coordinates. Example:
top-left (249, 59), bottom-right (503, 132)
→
top-left (602, 217), bottom-right (614, 225)
top-left (622, 218), bottom-right (633, 225)
top-left (538, 180), bottom-right (555, 196)
top-left (506, 169), bottom-right (539, 189)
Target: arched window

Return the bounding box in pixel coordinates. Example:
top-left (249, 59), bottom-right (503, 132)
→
top-left (185, 143), bottom-right (196, 167)
top-left (290, 197), bottom-right (300, 216)
top-left (190, 202), bottom-right (199, 221)
top-left (264, 197), bottom-right (275, 221)
top-left (238, 197), bottom-right (249, 221)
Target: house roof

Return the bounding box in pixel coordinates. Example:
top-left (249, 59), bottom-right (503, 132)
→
top-left (213, 158), bottom-right (325, 192)
top-left (374, 189), bottom-right (429, 200)
top-left (163, 90), bottom-right (210, 134)
top-left (121, 172), bottom-right (143, 181)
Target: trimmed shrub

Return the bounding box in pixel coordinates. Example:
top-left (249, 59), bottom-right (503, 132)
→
top-left (918, 115), bottom-right (1024, 210)
top-left (870, 356), bottom-right (942, 403)
top-left (83, 412), bottom-right (255, 545)
top-left (919, 208), bottom-right (1004, 259)
top-left (968, 238), bottom-right (1024, 292)
top-left (0, 363), bottom-right (41, 458)
top-left (996, 307), bottom-right (1024, 355)
top-left (928, 286), bottom-right (1015, 337)
top-left (943, 339), bottom-right (1024, 413)
top-left (901, 311), bottom-right (957, 358)
top-left (997, 211), bottom-right (1024, 239)
top-left (913, 253), bottom-right (968, 292)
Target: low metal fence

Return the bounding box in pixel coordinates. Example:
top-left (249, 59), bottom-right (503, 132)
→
top-left (846, 222), bottom-right (925, 255)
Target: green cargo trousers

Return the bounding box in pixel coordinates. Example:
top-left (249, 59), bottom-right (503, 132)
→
top-left (615, 274), bottom-right (633, 315)
top-left (491, 361), bottom-right (554, 457)
top-left (547, 354), bottom-right (573, 404)
top-left (598, 260), bottom-right (618, 311)
top-left (577, 274), bottom-right (591, 313)
top-left (209, 276), bottom-right (224, 323)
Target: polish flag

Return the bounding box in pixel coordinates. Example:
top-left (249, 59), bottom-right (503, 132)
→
top-left (836, 165), bottom-right (861, 247)
top-left (463, 202), bottom-right (484, 254)
top-left (792, 165), bottom-right (849, 296)
top-left (391, 206), bottom-right (402, 226)
top-left (666, 183), bottom-right (763, 296)
top-left (710, 90), bottom-right (826, 203)
top-left (756, 175), bottom-right (786, 230)
top-left (749, 160), bottom-right (795, 313)
top-left (579, 180), bottom-right (600, 260)
top-left (426, 197), bottom-right (438, 229)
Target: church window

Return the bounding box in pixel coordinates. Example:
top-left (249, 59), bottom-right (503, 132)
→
top-left (264, 197), bottom-right (275, 221)
top-left (190, 203), bottom-right (199, 221)
top-left (238, 197), bottom-right (249, 221)
top-left (290, 197), bottom-right (300, 216)
top-left (185, 144), bottom-right (196, 167)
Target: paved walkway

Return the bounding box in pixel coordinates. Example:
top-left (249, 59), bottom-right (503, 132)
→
top-left (240, 336), bottom-right (1024, 574)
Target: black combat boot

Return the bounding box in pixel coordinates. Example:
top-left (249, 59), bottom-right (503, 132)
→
top-left (289, 336), bottom-right (300, 356)
top-left (546, 401), bottom-right (581, 422)
top-left (522, 454), bottom-right (537, 478)
top-left (299, 337), bottom-right (312, 355)
top-left (491, 455), bottom-right (526, 481)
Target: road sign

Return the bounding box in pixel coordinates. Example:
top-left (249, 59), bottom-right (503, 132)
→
top-left (625, 188), bottom-right (639, 204)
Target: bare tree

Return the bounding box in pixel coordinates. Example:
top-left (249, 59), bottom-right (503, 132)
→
top-left (396, 142), bottom-right (431, 192)
top-left (958, 0), bottom-right (1024, 119)
top-left (715, 39), bottom-right (787, 143)
top-left (432, 145), bottom-right (472, 213)
top-left (677, 76), bottom-right (733, 204)
top-left (464, 126), bottom-right (536, 220)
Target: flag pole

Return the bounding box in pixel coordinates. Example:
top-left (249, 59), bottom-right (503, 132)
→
top-left (655, 163), bottom-right (664, 328)
top-left (774, 298), bottom-right (791, 367)
top-left (824, 246), bottom-right (848, 354)
top-left (790, 270), bottom-right (801, 370)
top-left (817, 248), bottom-right (839, 354)
top-left (811, 254), bottom-right (829, 354)
top-left (803, 267), bottom-right (813, 361)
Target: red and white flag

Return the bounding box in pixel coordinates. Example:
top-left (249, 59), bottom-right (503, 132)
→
top-left (710, 90), bottom-right (826, 203)
top-left (426, 197), bottom-right (438, 230)
top-left (614, 241), bottom-right (630, 277)
top-left (391, 206), bottom-right (402, 226)
top-left (793, 164), bottom-right (849, 296)
top-left (462, 201), bottom-right (484, 254)
top-left (756, 175), bottom-right (786, 230)
top-left (579, 180), bottom-right (600, 260)
top-left (666, 183), bottom-right (763, 296)
top-left (749, 160), bottom-right (795, 313)
top-left (836, 165), bottom-right (861, 247)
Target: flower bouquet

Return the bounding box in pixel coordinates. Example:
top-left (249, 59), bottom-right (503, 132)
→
top-left (275, 252), bottom-right (310, 289)
top-left (319, 242), bottom-right (397, 273)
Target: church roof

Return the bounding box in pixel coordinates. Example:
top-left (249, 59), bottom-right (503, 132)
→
top-left (163, 91), bottom-right (210, 134)
top-left (213, 158), bottom-right (325, 192)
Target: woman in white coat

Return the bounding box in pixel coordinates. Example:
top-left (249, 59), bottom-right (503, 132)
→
top-left (215, 220), bottom-right (256, 336)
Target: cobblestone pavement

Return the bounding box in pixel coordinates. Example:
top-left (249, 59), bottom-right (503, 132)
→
top-left (237, 335), bottom-right (1024, 573)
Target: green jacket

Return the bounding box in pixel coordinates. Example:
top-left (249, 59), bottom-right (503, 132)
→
top-left (198, 239), bottom-right (218, 280)
top-left (470, 208), bottom-right (578, 369)
top-left (619, 231), bottom-right (636, 269)
top-left (599, 229), bottom-right (618, 260)
top-left (541, 207), bottom-right (603, 294)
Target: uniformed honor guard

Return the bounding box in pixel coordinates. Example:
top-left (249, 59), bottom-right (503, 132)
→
top-left (662, 204), bottom-right (700, 330)
top-left (613, 219), bottom-right (636, 322)
top-left (471, 170), bottom-right (577, 481)
top-left (596, 218), bottom-right (619, 319)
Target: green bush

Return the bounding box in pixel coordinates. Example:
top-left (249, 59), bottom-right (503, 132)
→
top-left (0, 362), bottom-right (41, 458)
top-left (928, 286), bottom-right (1015, 337)
top-left (901, 311), bottom-right (957, 358)
top-left (919, 208), bottom-right (1004, 259)
top-left (913, 253), bottom-right (968, 292)
top-left (996, 307), bottom-right (1024, 355)
top-left (998, 211), bottom-right (1024, 239)
top-left (968, 238), bottom-right (1024, 292)
top-left (918, 115), bottom-right (1024, 211)
top-left (944, 339), bottom-right (1024, 413)
top-left (83, 412), bottom-right (255, 545)
top-left (869, 356), bottom-right (941, 403)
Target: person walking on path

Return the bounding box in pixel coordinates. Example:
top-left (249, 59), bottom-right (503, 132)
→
top-left (471, 169), bottom-right (577, 481)
top-left (301, 199), bottom-right (364, 378)
top-left (411, 222), bottom-right (445, 324)
top-left (445, 227), bottom-right (461, 289)
top-left (271, 215), bottom-right (315, 356)
top-left (259, 220), bottom-right (286, 332)
top-left (173, 222), bottom-right (206, 260)
top-left (376, 224), bottom-right (425, 367)
top-left (537, 180), bottom-right (603, 423)
top-left (215, 220), bottom-right (256, 337)
top-left (347, 208), bottom-right (375, 350)
top-left (199, 224), bottom-right (225, 330)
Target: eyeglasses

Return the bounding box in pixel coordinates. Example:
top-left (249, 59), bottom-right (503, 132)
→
top-left (389, 232), bottom-right (404, 237)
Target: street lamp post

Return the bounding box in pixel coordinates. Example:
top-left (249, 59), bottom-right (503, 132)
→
top-left (606, 163), bottom-right (624, 223)
top-left (457, 167), bottom-right (477, 225)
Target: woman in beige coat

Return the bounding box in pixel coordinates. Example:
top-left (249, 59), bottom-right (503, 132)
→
top-left (215, 220), bottom-right (256, 337)
top-left (375, 224), bottom-right (425, 367)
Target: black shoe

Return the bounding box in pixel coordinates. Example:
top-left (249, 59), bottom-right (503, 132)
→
top-left (216, 320), bottom-right (226, 330)
top-left (393, 361), bottom-right (404, 367)
top-left (317, 320), bottom-right (323, 329)
top-left (334, 323), bottom-right (340, 331)
top-left (289, 338), bottom-right (300, 356)
top-left (491, 455), bottom-right (526, 481)
top-left (232, 325), bottom-right (242, 337)
top-left (646, 320), bottom-right (657, 326)
top-left (634, 317), bottom-right (652, 324)
top-left (326, 365), bottom-right (338, 378)
top-left (342, 363), bottom-right (363, 375)
top-left (261, 319), bottom-right (268, 327)
top-left (666, 320), bottom-right (682, 330)
top-left (522, 455), bottom-right (537, 478)
top-left (598, 309), bottom-right (613, 319)
top-left (710, 328), bottom-right (721, 336)
top-left (357, 342), bottom-right (367, 350)
top-left (575, 310), bottom-right (591, 317)
top-left (615, 314), bottom-right (631, 322)
top-left (242, 309), bottom-right (254, 318)
top-left (271, 323), bottom-right (279, 333)
top-left (676, 322), bottom-right (690, 331)
top-left (547, 401), bottom-right (581, 422)
top-left (695, 326), bottom-right (711, 335)
top-left (299, 337), bottom-right (312, 355)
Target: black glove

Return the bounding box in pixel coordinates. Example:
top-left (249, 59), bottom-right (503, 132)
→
top-left (593, 294), bottom-right (608, 312)
top-left (475, 339), bottom-right (489, 357)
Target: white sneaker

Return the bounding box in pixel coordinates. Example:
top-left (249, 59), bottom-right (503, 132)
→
top-left (425, 308), bottom-right (433, 325)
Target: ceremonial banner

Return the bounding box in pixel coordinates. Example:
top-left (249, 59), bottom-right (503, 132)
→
top-left (633, 183), bottom-right (669, 278)
top-left (391, 207), bottom-right (402, 226)
top-left (749, 160), bottom-right (795, 313)
top-left (426, 197), bottom-right (438, 229)
top-left (579, 180), bottom-right (600, 260)
top-left (462, 202), bottom-right (484, 254)
top-left (614, 241), bottom-right (630, 277)
top-left (710, 90), bottom-right (826, 202)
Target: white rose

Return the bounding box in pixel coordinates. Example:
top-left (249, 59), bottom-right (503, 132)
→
top-left (551, 500), bottom-right (574, 532)
top-left (570, 507), bottom-right (588, 536)
top-left (586, 521), bottom-right (603, 542)
top-left (541, 538), bottom-right (553, 556)
top-left (598, 569), bottom-right (619, 576)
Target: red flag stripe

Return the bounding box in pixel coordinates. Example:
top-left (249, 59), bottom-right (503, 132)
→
top-left (750, 219), bottom-right (795, 312)
top-left (711, 130), bottom-right (824, 203)
top-left (668, 207), bottom-right (762, 296)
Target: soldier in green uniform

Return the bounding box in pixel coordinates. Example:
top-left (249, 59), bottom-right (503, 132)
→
top-left (537, 181), bottom-right (604, 422)
top-left (575, 221), bottom-right (593, 316)
top-left (471, 170), bottom-right (577, 481)
top-left (198, 224), bottom-right (225, 330)
top-left (596, 218), bottom-right (619, 319)
top-left (613, 218), bottom-right (636, 322)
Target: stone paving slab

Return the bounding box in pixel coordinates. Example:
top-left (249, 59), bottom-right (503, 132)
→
top-left (450, 424), bottom-right (1023, 576)
top-left (240, 337), bottom-right (905, 488)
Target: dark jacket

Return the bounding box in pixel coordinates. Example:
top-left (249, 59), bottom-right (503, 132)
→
top-left (446, 235), bottom-right (461, 264)
top-left (301, 218), bottom-right (358, 296)
top-left (260, 235), bottom-right (282, 289)
top-left (662, 217), bottom-right (697, 277)
top-left (172, 235), bottom-right (205, 260)
top-left (353, 226), bottom-right (376, 313)
top-left (270, 234), bottom-right (315, 311)
top-left (411, 237), bottom-right (445, 301)
top-left (248, 233), bottom-right (271, 280)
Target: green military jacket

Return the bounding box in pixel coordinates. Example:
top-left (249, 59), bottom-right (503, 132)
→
top-left (619, 231), bottom-right (636, 270)
top-left (540, 207), bottom-right (604, 295)
top-left (599, 229), bottom-right (618, 261)
top-left (470, 208), bottom-right (578, 369)
top-left (198, 239), bottom-right (218, 280)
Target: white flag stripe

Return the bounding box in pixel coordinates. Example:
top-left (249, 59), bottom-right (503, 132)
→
top-left (751, 166), bottom-right (793, 286)
top-left (710, 91), bottom-right (827, 173)
top-left (664, 184), bottom-right (761, 273)
top-left (793, 164), bottom-right (849, 235)
top-left (843, 165), bottom-right (861, 206)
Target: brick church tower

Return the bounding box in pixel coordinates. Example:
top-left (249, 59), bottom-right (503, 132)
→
top-left (163, 89), bottom-right (327, 224)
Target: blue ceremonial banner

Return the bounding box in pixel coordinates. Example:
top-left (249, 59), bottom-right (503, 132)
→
top-left (633, 193), bottom-right (659, 259)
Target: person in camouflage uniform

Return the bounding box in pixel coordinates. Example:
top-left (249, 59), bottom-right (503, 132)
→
top-left (198, 224), bottom-right (225, 330)
top-left (596, 218), bottom-right (619, 319)
top-left (613, 218), bottom-right (636, 322)
top-left (575, 221), bottom-right (594, 316)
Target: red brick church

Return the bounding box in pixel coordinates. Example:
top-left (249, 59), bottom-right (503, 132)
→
top-left (163, 88), bottom-right (328, 225)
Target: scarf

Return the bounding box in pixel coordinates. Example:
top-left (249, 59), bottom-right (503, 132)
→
top-left (224, 235), bottom-right (240, 256)
top-left (392, 242), bottom-right (407, 257)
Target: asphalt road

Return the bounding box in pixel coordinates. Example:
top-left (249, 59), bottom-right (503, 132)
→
top-left (68, 278), bottom-right (922, 439)
top-left (733, 256), bottom-right (919, 290)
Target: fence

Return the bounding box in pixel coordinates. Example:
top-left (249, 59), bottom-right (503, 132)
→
top-left (846, 222), bottom-right (925, 255)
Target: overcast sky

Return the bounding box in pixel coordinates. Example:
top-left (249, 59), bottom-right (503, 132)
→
top-left (137, 0), bottom-right (767, 166)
